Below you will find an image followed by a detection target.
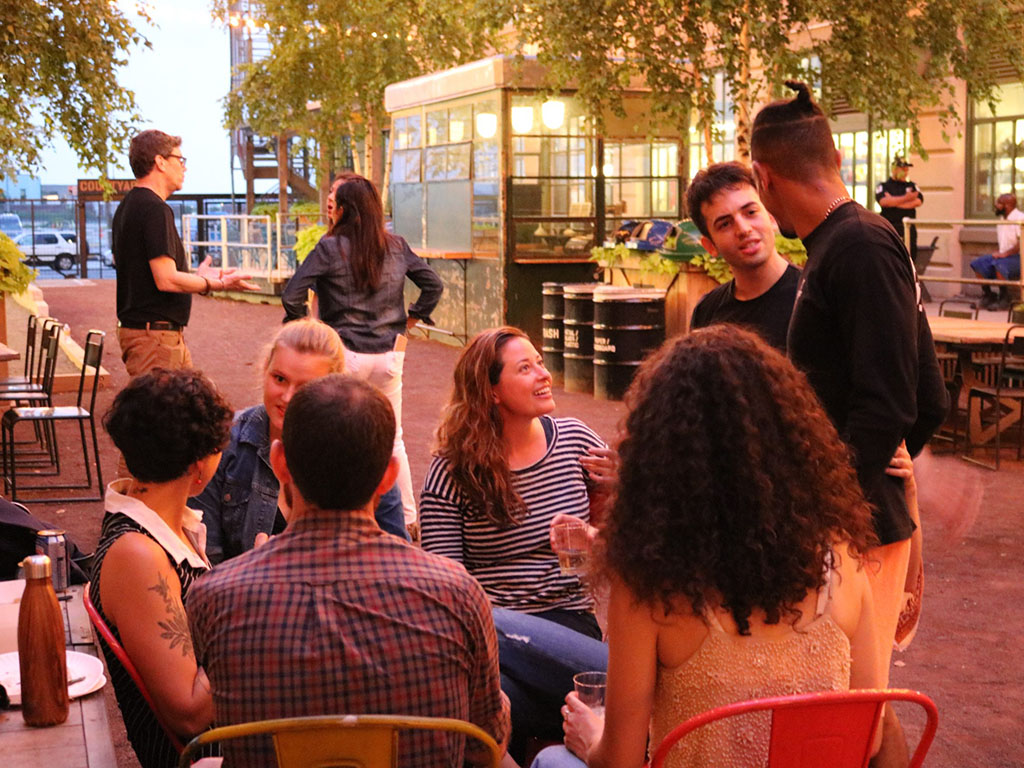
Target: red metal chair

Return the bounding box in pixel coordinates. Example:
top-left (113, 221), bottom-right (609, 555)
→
top-left (649, 689), bottom-right (938, 768)
top-left (82, 582), bottom-right (185, 753)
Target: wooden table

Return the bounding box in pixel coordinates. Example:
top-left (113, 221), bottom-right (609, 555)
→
top-left (0, 582), bottom-right (116, 767)
top-left (928, 315), bottom-right (1015, 345)
top-left (928, 315), bottom-right (1021, 449)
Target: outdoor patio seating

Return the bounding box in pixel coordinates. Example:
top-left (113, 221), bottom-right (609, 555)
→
top-left (1, 329), bottom-right (105, 501)
top-left (963, 324), bottom-right (1024, 470)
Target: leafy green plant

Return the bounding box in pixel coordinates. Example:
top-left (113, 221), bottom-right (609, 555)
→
top-left (251, 201), bottom-right (321, 218)
top-left (775, 233), bottom-right (808, 267)
top-left (293, 224), bottom-right (327, 264)
top-left (0, 233), bottom-right (36, 295)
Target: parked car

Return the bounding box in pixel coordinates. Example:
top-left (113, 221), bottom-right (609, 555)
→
top-left (13, 230), bottom-right (78, 271)
top-left (0, 213), bottom-right (23, 239)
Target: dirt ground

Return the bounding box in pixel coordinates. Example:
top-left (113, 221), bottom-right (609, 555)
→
top-left (14, 278), bottom-right (1024, 767)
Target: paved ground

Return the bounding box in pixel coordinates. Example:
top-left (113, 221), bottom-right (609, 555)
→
top-left (15, 278), bottom-right (1024, 766)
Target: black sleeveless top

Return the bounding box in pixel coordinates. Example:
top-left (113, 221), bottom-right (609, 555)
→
top-left (89, 512), bottom-right (215, 768)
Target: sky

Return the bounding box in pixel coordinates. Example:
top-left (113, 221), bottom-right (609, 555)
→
top-left (37, 1), bottom-right (240, 194)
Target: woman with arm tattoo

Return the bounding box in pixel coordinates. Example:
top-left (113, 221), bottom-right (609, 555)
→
top-left (89, 368), bottom-right (232, 768)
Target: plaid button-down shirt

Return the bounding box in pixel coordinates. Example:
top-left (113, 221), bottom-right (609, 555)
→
top-left (188, 510), bottom-right (509, 767)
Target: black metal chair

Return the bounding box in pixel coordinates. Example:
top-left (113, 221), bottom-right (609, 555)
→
top-left (938, 298), bottom-right (980, 320)
top-left (0, 317), bottom-right (60, 394)
top-left (963, 324), bottom-right (1024, 470)
top-left (0, 319), bottom-right (64, 467)
top-left (1, 330), bottom-right (105, 502)
top-left (0, 314), bottom-right (42, 390)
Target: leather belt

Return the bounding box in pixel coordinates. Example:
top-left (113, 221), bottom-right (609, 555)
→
top-left (118, 320), bottom-right (184, 331)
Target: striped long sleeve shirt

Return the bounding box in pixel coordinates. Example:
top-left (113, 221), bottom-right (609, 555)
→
top-left (420, 416), bottom-right (604, 614)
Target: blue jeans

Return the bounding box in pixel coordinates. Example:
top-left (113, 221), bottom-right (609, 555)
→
top-left (531, 745), bottom-right (586, 768)
top-left (971, 252), bottom-right (1021, 281)
top-left (492, 607), bottom-right (608, 763)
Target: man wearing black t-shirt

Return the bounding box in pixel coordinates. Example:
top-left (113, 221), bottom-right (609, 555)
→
top-left (686, 162), bottom-right (799, 351)
top-left (751, 82), bottom-right (947, 766)
top-left (112, 130), bottom-right (257, 376)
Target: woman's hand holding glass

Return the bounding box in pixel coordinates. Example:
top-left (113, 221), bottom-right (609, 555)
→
top-left (560, 691), bottom-right (604, 761)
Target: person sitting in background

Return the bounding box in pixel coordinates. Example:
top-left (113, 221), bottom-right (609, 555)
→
top-left (90, 368), bottom-right (232, 768)
top-left (420, 326), bottom-right (613, 762)
top-left (687, 162), bottom-right (800, 351)
top-left (188, 375), bottom-right (510, 767)
top-left (970, 192), bottom-right (1024, 310)
top-left (534, 326), bottom-right (884, 768)
top-left (190, 318), bottom-right (406, 564)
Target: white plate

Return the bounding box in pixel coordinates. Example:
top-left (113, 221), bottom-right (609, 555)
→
top-left (0, 650), bottom-right (106, 705)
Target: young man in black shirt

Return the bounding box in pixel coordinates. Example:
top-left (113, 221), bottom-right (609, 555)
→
top-left (751, 82), bottom-right (946, 767)
top-left (686, 162), bottom-right (799, 351)
top-left (112, 130), bottom-right (257, 377)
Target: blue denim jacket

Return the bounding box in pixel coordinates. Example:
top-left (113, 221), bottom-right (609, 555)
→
top-left (280, 234), bottom-right (443, 353)
top-left (190, 405), bottom-right (407, 565)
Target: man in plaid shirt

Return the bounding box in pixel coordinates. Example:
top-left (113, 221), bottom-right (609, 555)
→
top-left (188, 375), bottom-right (510, 767)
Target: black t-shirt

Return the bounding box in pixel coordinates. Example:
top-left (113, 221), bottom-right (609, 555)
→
top-left (790, 202), bottom-right (935, 545)
top-left (112, 187), bottom-right (191, 326)
top-left (875, 177), bottom-right (923, 230)
top-left (690, 263), bottom-right (800, 351)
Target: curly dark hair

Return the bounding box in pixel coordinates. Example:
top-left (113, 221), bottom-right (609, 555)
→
top-left (602, 326), bottom-right (876, 634)
top-left (103, 368), bottom-right (233, 483)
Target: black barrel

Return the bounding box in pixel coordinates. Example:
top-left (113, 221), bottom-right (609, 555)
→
top-left (593, 286), bottom-right (666, 400)
top-left (562, 283), bottom-right (600, 394)
top-left (541, 282), bottom-right (565, 387)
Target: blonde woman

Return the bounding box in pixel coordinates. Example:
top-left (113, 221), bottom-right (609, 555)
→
top-left (190, 318), bottom-right (406, 564)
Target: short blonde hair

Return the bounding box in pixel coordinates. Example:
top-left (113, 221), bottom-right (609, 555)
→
top-left (261, 319), bottom-right (345, 374)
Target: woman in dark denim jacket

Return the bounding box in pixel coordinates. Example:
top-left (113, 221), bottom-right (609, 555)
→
top-left (281, 172), bottom-right (442, 532)
top-left (190, 319), bottom-right (407, 564)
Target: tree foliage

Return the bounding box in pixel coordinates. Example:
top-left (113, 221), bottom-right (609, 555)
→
top-left (0, 0), bottom-right (149, 179)
top-left (217, 0), bottom-right (508, 149)
top-left (510, 0), bottom-right (1023, 160)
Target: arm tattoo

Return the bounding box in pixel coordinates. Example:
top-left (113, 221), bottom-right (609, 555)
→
top-left (148, 573), bottom-right (194, 659)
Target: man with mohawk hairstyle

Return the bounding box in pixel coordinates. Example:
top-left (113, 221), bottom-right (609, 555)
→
top-left (750, 81), bottom-right (946, 768)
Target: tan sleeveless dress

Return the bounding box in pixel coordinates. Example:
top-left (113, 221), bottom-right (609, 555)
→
top-left (650, 564), bottom-right (850, 768)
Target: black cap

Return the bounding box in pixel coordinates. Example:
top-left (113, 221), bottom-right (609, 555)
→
top-left (893, 156), bottom-right (913, 168)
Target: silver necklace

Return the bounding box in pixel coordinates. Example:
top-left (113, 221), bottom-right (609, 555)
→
top-left (823, 196), bottom-right (852, 220)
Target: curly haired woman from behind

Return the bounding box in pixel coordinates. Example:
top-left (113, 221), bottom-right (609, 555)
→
top-left (535, 326), bottom-right (888, 768)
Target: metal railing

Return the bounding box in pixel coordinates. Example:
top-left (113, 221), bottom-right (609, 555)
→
top-left (182, 214), bottom-right (274, 280)
top-left (903, 217), bottom-right (1024, 293)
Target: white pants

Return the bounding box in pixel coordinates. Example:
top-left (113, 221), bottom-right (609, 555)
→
top-left (343, 346), bottom-right (416, 524)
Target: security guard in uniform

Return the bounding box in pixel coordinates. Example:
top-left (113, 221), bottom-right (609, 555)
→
top-left (875, 156), bottom-right (924, 257)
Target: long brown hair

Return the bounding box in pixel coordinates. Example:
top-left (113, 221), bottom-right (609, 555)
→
top-left (329, 172), bottom-right (396, 292)
top-left (603, 326), bottom-right (877, 634)
top-left (434, 327), bottom-right (532, 527)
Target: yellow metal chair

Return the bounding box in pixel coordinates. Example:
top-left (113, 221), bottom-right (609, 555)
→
top-left (177, 714), bottom-right (502, 768)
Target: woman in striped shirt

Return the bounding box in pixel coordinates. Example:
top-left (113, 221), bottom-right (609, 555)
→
top-left (420, 326), bottom-right (613, 761)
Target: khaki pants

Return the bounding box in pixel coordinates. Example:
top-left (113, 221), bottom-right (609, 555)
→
top-left (865, 537), bottom-right (912, 684)
top-left (117, 326), bottom-right (192, 377)
top-left (115, 326), bottom-right (192, 479)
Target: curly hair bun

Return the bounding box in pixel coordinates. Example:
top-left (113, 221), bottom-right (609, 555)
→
top-left (785, 80), bottom-right (813, 107)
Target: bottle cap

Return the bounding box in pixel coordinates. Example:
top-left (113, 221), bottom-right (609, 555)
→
top-left (20, 554), bottom-right (52, 579)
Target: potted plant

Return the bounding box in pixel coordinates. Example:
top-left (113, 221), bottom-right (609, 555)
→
top-left (0, 232), bottom-right (38, 348)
